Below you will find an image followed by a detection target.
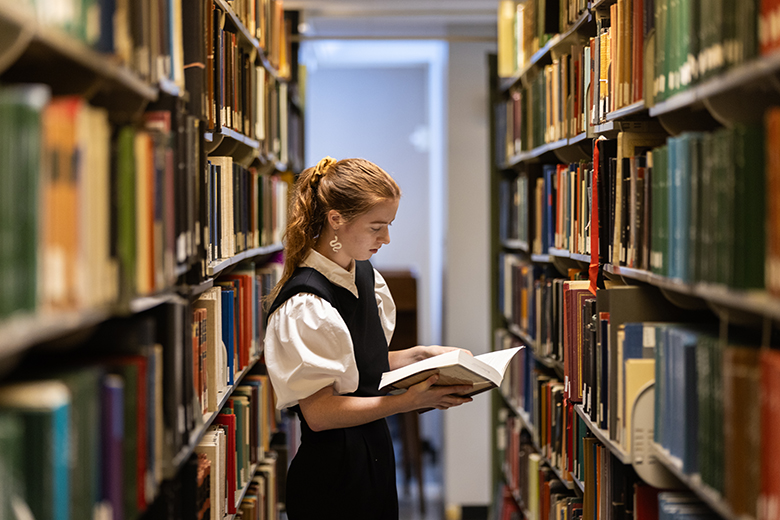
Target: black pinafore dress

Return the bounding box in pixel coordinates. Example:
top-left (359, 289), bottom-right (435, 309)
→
top-left (267, 260), bottom-right (398, 520)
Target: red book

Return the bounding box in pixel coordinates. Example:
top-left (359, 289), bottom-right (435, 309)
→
top-left (760, 350), bottom-right (780, 520)
top-left (632, 0), bottom-right (644, 102)
top-left (224, 274), bottom-right (252, 367)
top-left (214, 413), bottom-right (237, 514)
top-left (634, 483), bottom-right (660, 520)
top-left (563, 280), bottom-right (589, 402)
top-left (761, 0), bottom-right (780, 55)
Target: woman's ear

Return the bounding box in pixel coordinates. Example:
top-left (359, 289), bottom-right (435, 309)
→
top-left (326, 209), bottom-right (344, 230)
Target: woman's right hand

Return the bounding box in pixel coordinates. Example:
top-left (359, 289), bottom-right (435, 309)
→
top-left (401, 374), bottom-right (474, 412)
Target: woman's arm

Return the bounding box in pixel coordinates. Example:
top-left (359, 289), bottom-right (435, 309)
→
top-left (299, 375), bottom-right (473, 431)
top-left (387, 345), bottom-right (472, 370)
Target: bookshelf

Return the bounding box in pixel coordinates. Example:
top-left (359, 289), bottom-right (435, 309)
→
top-left (492, 1), bottom-right (780, 519)
top-left (0, 1), bottom-right (301, 519)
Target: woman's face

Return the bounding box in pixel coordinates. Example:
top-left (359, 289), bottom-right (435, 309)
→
top-left (335, 197), bottom-right (399, 263)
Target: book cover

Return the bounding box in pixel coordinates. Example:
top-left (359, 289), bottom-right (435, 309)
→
top-left (379, 347), bottom-right (523, 401)
top-left (0, 380), bottom-right (71, 520)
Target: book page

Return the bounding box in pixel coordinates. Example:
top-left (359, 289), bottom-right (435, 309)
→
top-left (473, 346), bottom-right (524, 377)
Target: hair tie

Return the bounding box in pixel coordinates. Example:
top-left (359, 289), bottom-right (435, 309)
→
top-left (310, 156), bottom-right (337, 188)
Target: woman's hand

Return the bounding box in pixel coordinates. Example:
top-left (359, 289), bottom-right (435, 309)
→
top-left (416, 345), bottom-right (473, 360)
top-left (400, 374), bottom-right (474, 412)
top-left (388, 345), bottom-right (473, 370)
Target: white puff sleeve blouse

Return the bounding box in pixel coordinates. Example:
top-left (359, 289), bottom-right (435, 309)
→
top-left (264, 250), bottom-right (396, 410)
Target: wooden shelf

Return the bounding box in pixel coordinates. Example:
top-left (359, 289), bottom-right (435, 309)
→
top-left (213, 0), bottom-right (282, 81)
top-left (606, 100), bottom-right (647, 121)
top-left (590, 0), bottom-right (617, 10)
top-left (225, 461), bottom-right (261, 520)
top-left (500, 390), bottom-right (539, 451)
top-left (530, 253), bottom-right (552, 263)
top-left (548, 247), bottom-right (570, 258)
top-left (568, 132), bottom-right (591, 145)
top-left (0, 4), bottom-right (156, 108)
top-left (574, 404), bottom-right (630, 465)
top-left (0, 308), bottom-right (111, 361)
top-left (501, 472), bottom-right (533, 520)
top-left (651, 443), bottom-right (747, 520)
top-left (507, 324), bottom-right (535, 348)
top-left (650, 51), bottom-right (780, 118)
top-left (127, 291), bottom-right (182, 315)
top-left (499, 11), bottom-right (594, 93)
top-left (533, 355), bottom-right (565, 379)
top-left (208, 243), bottom-right (284, 277)
top-left (503, 239), bottom-right (530, 252)
top-left (602, 263), bottom-right (780, 321)
top-left (570, 252), bottom-right (591, 263)
top-left (166, 358), bottom-right (261, 479)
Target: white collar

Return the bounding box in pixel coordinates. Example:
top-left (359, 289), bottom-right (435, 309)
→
top-left (301, 249), bottom-right (359, 298)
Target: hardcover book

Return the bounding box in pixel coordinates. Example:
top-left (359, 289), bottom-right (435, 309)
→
top-left (379, 347), bottom-right (523, 399)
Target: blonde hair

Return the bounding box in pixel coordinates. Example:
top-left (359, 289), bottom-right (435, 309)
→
top-left (268, 157), bottom-right (401, 305)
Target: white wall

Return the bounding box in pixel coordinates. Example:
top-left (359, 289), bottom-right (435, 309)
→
top-left (301, 40), bottom-right (447, 347)
top-left (442, 38), bottom-right (496, 510)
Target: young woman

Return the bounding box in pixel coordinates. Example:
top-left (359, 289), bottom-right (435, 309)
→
top-left (264, 156), bottom-right (473, 519)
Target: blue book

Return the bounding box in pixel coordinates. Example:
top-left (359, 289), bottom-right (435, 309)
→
top-left (667, 138), bottom-right (679, 279)
top-left (681, 330), bottom-right (699, 474)
top-left (222, 289), bottom-right (235, 385)
top-left (544, 165), bottom-right (556, 252)
top-left (599, 315), bottom-right (609, 430)
top-left (101, 375), bottom-right (125, 520)
top-left (0, 381), bottom-right (71, 520)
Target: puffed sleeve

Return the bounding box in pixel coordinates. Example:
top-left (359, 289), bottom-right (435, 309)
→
top-left (264, 293), bottom-right (359, 410)
top-left (373, 269), bottom-right (396, 346)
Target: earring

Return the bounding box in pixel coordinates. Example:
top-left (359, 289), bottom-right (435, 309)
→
top-left (330, 235), bottom-right (343, 253)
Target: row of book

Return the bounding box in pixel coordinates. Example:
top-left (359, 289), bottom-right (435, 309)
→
top-left (497, 44), bottom-right (592, 161)
top-left (500, 119), bottom-right (780, 293)
top-left (0, 282), bottom-right (280, 520)
top-left (205, 156), bottom-right (289, 266)
top-left (193, 260), bottom-right (281, 415)
top-left (182, 0), bottom-right (297, 164)
top-left (498, 253), bottom-right (585, 364)
top-left (652, 0), bottom-right (759, 104)
top-left (496, 0), bottom-right (590, 78)
top-left (194, 378), bottom-right (277, 520)
top-left (496, 400), bottom-right (667, 520)
top-left (0, 84), bottom-right (291, 320)
top-left (497, 344), bottom-right (726, 520)
top-left (497, 0), bottom-right (772, 123)
top-left (11, 0), bottom-right (293, 91)
top-left (499, 266), bottom-right (780, 520)
top-left (650, 323), bottom-right (780, 520)
top-left (0, 87), bottom-right (191, 315)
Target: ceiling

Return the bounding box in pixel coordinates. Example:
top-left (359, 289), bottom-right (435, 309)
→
top-left (285, 0), bottom-right (498, 41)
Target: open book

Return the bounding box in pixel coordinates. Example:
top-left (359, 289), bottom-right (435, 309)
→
top-left (379, 346), bottom-right (524, 399)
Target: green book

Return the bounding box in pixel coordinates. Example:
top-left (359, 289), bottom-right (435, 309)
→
top-left (57, 367), bottom-right (104, 520)
top-left (715, 128), bottom-right (735, 286)
top-left (0, 380), bottom-right (71, 520)
top-left (734, 124), bottom-right (766, 289)
top-left (116, 126), bottom-right (137, 301)
top-left (0, 412), bottom-right (24, 520)
top-left (0, 85), bottom-right (49, 318)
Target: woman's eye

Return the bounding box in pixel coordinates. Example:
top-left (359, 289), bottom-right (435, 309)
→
top-left (371, 227), bottom-right (381, 232)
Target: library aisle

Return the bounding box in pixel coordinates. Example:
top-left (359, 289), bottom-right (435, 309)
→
top-left (0, 0), bottom-right (303, 519)
top-left (492, 1), bottom-right (780, 520)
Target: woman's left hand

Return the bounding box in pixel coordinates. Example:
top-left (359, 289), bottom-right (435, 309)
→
top-left (388, 345), bottom-right (473, 370)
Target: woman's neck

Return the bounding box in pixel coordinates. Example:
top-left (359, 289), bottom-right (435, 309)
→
top-left (312, 240), bottom-right (353, 271)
